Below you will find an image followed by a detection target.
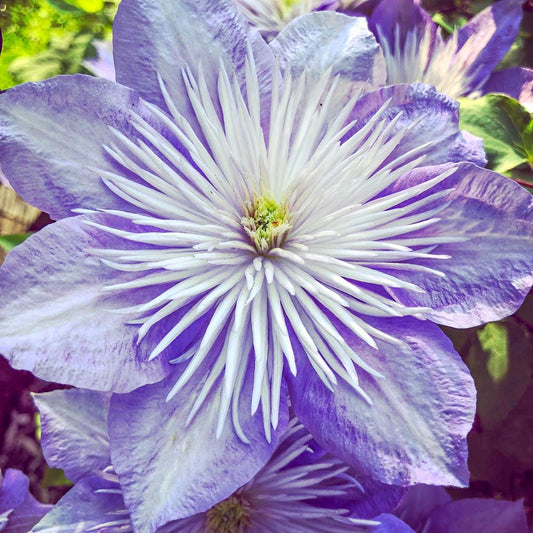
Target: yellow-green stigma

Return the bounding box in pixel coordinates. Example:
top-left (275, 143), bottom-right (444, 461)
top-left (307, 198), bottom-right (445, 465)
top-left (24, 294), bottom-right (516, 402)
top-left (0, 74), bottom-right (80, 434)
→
top-left (242, 196), bottom-right (291, 253)
top-left (205, 494), bottom-right (252, 533)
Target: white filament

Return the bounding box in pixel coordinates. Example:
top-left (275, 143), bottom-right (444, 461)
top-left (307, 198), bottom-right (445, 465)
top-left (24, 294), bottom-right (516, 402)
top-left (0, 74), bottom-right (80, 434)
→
top-left (89, 51), bottom-right (458, 441)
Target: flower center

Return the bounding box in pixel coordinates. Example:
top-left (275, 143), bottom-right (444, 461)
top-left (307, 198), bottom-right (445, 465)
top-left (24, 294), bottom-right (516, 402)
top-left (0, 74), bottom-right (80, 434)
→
top-left (205, 494), bottom-right (252, 533)
top-left (241, 196), bottom-right (291, 253)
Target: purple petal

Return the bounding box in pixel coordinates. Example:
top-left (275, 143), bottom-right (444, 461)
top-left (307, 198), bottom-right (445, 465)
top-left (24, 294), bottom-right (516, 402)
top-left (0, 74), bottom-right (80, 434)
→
top-left (32, 477), bottom-right (129, 533)
top-left (349, 83), bottom-right (486, 167)
top-left (369, 0), bottom-right (436, 46)
top-left (287, 316), bottom-right (475, 487)
top-left (394, 485), bottom-right (452, 531)
top-left (374, 513), bottom-right (415, 532)
top-left (108, 362), bottom-right (289, 532)
top-left (425, 497), bottom-right (528, 533)
top-left (482, 67), bottom-right (533, 108)
top-left (348, 478), bottom-right (406, 520)
top-left (0, 470), bottom-right (51, 533)
top-left (0, 75), bottom-right (167, 220)
top-left (34, 390), bottom-right (111, 483)
top-left (456, 0), bottom-right (522, 93)
top-left (83, 40), bottom-right (116, 81)
top-left (0, 213), bottom-right (170, 392)
top-left (382, 163), bottom-right (533, 327)
top-left (271, 12), bottom-right (386, 87)
top-left (113, 0), bottom-right (273, 117)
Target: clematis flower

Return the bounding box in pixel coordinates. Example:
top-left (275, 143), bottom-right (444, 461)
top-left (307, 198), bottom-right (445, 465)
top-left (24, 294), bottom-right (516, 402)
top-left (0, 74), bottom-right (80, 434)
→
top-left (32, 388), bottom-right (405, 532)
top-left (1, 0), bottom-right (532, 511)
top-left (0, 469), bottom-right (51, 532)
top-left (369, 0), bottom-right (523, 98)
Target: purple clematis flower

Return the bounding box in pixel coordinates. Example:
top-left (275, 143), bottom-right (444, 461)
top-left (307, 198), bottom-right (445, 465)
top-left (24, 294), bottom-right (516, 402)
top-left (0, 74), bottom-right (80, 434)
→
top-left (32, 388), bottom-right (405, 532)
top-left (0, 0), bottom-right (532, 515)
top-left (369, 0), bottom-right (523, 98)
top-left (0, 469), bottom-right (51, 533)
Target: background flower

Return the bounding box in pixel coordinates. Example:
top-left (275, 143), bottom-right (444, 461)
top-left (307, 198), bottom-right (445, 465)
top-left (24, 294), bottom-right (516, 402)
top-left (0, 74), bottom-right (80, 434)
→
top-left (33, 388), bottom-right (405, 532)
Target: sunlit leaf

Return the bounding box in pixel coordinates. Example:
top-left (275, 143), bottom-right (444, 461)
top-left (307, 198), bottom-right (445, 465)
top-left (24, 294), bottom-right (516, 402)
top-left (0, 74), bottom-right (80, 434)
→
top-left (0, 233), bottom-right (32, 252)
top-left (466, 319), bottom-right (532, 430)
top-left (477, 323), bottom-right (508, 383)
top-left (459, 94), bottom-right (533, 174)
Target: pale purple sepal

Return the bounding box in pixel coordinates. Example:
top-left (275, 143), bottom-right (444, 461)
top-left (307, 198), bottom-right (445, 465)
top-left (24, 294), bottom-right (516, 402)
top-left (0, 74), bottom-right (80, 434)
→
top-left (84, 40), bottom-right (116, 81)
top-left (349, 83), bottom-right (486, 166)
top-left (286, 316), bottom-right (475, 487)
top-left (0, 470), bottom-right (51, 533)
top-left (0, 214), bottom-right (171, 392)
top-left (0, 75), bottom-right (169, 220)
top-left (271, 12), bottom-right (386, 87)
top-left (34, 390), bottom-right (111, 483)
top-left (455, 0), bottom-right (522, 93)
top-left (32, 477), bottom-right (128, 533)
top-left (482, 67), bottom-right (533, 109)
top-left (382, 163), bottom-right (533, 327)
top-left (113, 0), bottom-right (273, 121)
top-left (108, 362), bottom-right (289, 532)
top-left (374, 514), bottom-right (415, 533)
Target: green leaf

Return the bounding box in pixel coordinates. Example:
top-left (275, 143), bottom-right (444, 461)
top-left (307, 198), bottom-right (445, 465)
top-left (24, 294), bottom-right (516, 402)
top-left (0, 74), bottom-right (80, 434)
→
top-left (459, 95), bottom-right (533, 174)
top-left (465, 319), bottom-right (532, 430)
top-left (41, 467), bottom-right (73, 488)
top-left (0, 233), bottom-right (32, 252)
top-left (59, 0), bottom-right (104, 13)
top-left (477, 323), bottom-right (509, 383)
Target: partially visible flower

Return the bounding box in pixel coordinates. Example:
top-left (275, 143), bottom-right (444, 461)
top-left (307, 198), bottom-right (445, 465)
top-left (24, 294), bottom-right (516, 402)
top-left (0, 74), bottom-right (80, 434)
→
top-left (232, 0), bottom-right (523, 101)
top-left (32, 389), bottom-right (405, 532)
top-left (394, 485), bottom-right (529, 533)
top-left (0, 469), bottom-right (51, 533)
top-left (83, 40), bottom-right (116, 82)
top-left (370, 0), bottom-right (523, 98)
top-left (1, 0), bottom-right (532, 521)
top-left (232, 0), bottom-right (375, 40)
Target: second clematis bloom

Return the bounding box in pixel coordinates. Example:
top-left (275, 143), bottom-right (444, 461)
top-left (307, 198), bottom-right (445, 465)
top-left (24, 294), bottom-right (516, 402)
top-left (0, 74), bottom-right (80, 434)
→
top-left (0, 0), bottom-right (532, 519)
top-left (32, 389), bottom-right (405, 532)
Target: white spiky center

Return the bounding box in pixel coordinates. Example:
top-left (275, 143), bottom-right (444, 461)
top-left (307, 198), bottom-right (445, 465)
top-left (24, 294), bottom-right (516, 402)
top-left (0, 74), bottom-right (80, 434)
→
top-left (87, 54), bottom-right (460, 441)
top-left (378, 23), bottom-right (493, 98)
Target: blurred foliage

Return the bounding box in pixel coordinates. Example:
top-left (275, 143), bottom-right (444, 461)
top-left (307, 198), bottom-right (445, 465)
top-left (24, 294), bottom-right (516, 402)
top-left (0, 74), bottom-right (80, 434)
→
top-left (444, 294), bottom-right (533, 504)
top-left (41, 467), bottom-right (72, 488)
top-left (0, 0), bottom-right (118, 89)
